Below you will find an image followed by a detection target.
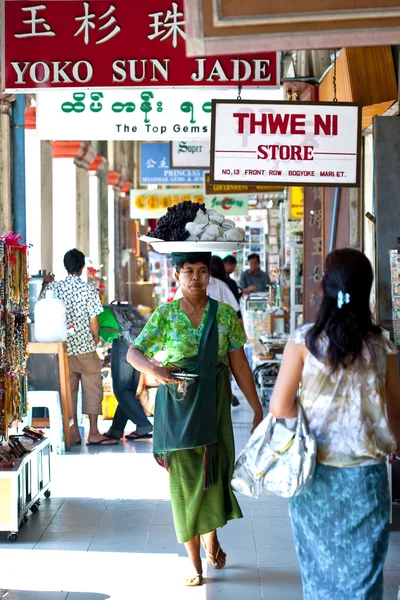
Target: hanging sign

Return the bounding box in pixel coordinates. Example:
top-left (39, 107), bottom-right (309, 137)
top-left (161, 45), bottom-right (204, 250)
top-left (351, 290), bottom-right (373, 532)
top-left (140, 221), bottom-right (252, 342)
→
top-left (170, 140), bottom-right (210, 169)
top-left (289, 187), bottom-right (304, 219)
top-left (3, 0), bottom-right (279, 91)
top-left (35, 88), bottom-right (283, 141)
top-left (140, 143), bottom-right (206, 185)
top-left (204, 173), bottom-right (284, 195)
top-left (131, 187), bottom-right (248, 218)
top-left (210, 100), bottom-right (362, 187)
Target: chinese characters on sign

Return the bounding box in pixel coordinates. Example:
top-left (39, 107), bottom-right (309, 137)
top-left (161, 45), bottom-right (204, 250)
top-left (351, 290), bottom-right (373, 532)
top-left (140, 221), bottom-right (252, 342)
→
top-left (140, 143), bottom-right (206, 184)
top-left (35, 88), bottom-right (283, 141)
top-left (210, 100), bottom-right (361, 187)
top-left (4, 1), bottom-right (279, 90)
top-left (74, 3), bottom-right (121, 45)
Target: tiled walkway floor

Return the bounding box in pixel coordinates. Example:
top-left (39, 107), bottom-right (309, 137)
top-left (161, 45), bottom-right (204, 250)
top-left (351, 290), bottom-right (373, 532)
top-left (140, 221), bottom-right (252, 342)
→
top-left (0, 400), bottom-right (399, 599)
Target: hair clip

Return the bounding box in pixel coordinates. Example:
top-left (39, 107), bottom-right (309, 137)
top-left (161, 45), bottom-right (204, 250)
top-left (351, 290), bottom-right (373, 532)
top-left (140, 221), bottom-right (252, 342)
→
top-left (337, 290), bottom-right (350, 309)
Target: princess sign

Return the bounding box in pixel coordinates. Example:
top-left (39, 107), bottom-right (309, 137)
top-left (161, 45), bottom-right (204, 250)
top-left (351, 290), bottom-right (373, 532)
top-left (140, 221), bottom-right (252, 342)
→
top-left (210, 100), bottom-right (362, 187)
top-left (2, 0), bottom-right (279, 91)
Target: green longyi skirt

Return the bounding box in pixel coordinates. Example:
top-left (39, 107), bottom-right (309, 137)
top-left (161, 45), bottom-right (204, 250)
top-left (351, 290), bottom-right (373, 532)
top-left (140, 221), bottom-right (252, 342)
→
top-left (168, 366), bottom-right (243, 543)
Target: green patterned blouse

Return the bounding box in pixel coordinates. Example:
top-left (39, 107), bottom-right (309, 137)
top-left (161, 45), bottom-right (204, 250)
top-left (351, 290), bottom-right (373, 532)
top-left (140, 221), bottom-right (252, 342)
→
top-left (133, 299), bottom-right (245, 364)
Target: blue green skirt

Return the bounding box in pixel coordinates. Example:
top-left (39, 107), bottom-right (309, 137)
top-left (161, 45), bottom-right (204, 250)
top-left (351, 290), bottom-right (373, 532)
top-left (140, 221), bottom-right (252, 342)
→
top-left (289, 463), bottom-right (390, 600)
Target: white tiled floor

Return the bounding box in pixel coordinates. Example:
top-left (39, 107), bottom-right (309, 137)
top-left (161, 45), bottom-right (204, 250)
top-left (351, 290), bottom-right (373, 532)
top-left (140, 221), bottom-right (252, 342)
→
top-left (0, 400), bottom-right (399, 600)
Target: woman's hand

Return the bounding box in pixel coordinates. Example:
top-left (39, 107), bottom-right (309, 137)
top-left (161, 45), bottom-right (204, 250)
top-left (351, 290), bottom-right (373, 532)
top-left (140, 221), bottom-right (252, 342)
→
top-left (153, 366), bottom-right (181, 385)
top-left (389, 452), bottom-right (400, 464)
top-left (251, 410), bottom-right (264, 434)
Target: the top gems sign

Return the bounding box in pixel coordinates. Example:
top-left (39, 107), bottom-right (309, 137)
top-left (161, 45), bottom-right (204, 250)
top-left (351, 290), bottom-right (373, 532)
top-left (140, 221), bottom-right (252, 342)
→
top-left (2, 0), bottom-right (279, 91)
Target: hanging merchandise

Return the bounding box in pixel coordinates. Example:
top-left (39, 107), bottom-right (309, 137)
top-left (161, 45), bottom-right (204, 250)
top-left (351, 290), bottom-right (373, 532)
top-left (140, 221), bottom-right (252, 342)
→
top-left (0, 233), bottom-right (30, 439)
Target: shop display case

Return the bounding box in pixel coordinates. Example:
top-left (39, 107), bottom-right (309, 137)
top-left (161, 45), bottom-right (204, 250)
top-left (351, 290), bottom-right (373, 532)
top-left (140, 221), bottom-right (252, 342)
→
top-left (0, 437), bottom-right (51, 541)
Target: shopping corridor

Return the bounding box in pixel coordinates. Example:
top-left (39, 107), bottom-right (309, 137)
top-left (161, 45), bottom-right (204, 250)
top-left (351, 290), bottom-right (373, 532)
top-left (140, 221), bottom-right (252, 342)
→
top-left (0, 400), bottom-right (399, 600)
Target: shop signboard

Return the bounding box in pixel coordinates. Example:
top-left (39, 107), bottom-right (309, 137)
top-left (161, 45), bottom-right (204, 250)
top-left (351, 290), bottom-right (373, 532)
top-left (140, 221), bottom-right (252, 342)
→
top-left (140, 143), bottom-right (206, 185)
top-left (170, 140), bottom-right (210, 169)
top-left (288, 187), bottom-right (304, 219)
top-left (131, 187), bottom-right (248, 218)
top-left (2, 0), bottom-right (279, 91)
top-left (210, 100), bottom-right (362, 187)
top-left (35, 88), bottom-right (283, 141)
top-left (204, 173), bottom-right (284, 195)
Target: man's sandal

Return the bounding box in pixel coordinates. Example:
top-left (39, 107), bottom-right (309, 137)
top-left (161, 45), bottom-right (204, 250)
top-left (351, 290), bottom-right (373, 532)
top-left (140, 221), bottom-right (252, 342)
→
top-left (184, 574), bottom-right (203, 586)
top-left (200, 535), bottom-right (227, 569)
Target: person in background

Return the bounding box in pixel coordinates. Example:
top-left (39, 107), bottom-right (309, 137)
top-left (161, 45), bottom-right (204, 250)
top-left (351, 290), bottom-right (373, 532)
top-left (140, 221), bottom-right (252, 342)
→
top-left (210, 256), bottom-right (245, 407)
top-left (239, 253), bottom-right (270, 294)
top-left (223, 255), bottom-right (241, 303)
top-left (40, 249), bottom-right (117, 446)
top-left (98, 304), bottom-right (154, 441)
top-left (270, 248), bottom-right (400, 600)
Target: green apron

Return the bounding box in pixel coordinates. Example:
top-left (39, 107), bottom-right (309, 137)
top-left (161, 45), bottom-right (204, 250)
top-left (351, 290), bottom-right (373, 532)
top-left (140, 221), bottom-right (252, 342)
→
top-left (153, 298), bottom-right (219, 489)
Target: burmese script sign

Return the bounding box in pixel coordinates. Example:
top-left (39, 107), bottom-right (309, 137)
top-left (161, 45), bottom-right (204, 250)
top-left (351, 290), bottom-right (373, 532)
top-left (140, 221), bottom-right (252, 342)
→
top-left (35, 89), bottom-right (283, 140)
top-left (210, 100), bottom-right (362, 187)
top-left (3, 0), bottom-right (279, 91)
top-left (130, 187), bottom-right (248, 218)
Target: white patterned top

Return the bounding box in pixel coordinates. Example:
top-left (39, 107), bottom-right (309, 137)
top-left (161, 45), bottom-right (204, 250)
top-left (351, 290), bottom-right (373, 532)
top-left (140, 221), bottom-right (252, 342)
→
top-left (40, 275), bottom-right (103, 356)
top-left (292, 324), bottom-right (397, 467)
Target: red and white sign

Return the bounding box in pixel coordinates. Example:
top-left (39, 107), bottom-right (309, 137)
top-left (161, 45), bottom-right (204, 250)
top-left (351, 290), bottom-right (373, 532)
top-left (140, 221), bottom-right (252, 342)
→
top-left (210, 100), bottom-right (361, 187)
top-left (2, 1), bottom-right (279, 91)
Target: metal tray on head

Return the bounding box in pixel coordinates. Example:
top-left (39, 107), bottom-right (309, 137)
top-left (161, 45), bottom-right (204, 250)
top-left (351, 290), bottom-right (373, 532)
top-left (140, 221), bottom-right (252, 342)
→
top-left (138, 235), bottom-right (247, 254)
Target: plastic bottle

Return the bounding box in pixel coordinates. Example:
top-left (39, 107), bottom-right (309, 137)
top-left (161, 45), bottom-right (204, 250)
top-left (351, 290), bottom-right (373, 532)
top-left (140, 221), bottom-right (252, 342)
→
top-left (34, 291), bottom-right (68, 343)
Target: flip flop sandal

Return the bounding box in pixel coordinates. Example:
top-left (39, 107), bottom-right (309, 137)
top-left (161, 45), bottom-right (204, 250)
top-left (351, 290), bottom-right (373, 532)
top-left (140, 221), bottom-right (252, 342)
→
top-left (125, 432), bottom-right (153, 440)
top-left (86, 438), bottom-right (119, 446)
top-left (200, 535), bottom-right (227, 569)
top-left (184, 574), bottom-right (203, 587)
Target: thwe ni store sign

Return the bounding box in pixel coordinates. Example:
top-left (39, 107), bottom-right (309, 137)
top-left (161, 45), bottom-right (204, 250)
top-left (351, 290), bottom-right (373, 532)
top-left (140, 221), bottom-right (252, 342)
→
top-left (2, 0), bottom-right (279, 91)
top-left (131, 188), bottom-right (248, 218)
top-left (35, 88), bottom-right (283, 140)
top-left (210, 100), bottom-right (362, 187)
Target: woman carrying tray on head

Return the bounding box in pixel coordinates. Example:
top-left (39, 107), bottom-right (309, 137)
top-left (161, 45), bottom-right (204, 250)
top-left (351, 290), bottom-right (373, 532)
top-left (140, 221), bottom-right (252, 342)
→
top-left (127, 251), bottom-right (263, 586)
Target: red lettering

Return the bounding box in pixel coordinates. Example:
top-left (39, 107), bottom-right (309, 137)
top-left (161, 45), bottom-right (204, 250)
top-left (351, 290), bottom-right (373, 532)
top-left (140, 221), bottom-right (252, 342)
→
top-left (257, 145), bottom-right (269, 159)
top-left (267, 113), bottom-right (290, 135)
top-left (250, 112), bottom-right (267, 133)
top-left (291, 114), bottom-right (306, 134)
top-left (314, 114), bottom-right (338, 136)
top-left (233, 112), bottom-right (249, 134)
top-left (304, 146), bottom-right (313, 160)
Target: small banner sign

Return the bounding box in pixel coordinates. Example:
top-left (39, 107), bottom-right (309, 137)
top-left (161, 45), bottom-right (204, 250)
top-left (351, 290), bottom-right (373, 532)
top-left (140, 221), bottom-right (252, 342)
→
top-left (170, 140), bottom-right (210, 169)
top-left (204, 173), bottom-right (284, 195)
top-left (140, 143), bottom-right (206, 185)
top-left (130, 187), bottom-right (248, 218)
top-left (210, 100), bottom-right (361, 187)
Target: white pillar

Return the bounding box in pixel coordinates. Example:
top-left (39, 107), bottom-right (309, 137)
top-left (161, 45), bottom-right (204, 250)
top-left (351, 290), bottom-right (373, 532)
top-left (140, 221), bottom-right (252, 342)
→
top-left (25, 129), bottom-right (41, 274)
top-left (52, 158), bottom-right (77, 280)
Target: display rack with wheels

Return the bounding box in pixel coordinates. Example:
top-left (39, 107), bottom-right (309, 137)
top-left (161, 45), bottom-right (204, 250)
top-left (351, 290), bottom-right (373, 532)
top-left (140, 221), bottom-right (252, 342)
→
top-left (0, 437), bottom-right (51, 542)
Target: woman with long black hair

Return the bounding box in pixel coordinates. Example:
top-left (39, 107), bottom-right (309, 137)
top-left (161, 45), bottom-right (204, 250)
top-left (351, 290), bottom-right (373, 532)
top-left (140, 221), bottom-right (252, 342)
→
top-left (270, 248), bottom-right (400, 600)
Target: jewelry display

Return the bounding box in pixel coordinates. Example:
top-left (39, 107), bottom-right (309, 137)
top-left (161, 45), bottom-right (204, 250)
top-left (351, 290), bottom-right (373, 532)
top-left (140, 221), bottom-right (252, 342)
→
top-left (0, 233), bottom-right (30, 439)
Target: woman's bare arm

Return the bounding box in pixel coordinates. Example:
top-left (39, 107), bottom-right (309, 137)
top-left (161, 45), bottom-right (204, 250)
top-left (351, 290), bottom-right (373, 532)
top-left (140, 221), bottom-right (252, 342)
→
top-left (269, 341), bottom-right (305, 419)
top-left (126, 346), bottom-right (180, 386)
top-left (228, 347), bottom-right (263, 432)
top-left (386, 354), bottom-right (400, 451)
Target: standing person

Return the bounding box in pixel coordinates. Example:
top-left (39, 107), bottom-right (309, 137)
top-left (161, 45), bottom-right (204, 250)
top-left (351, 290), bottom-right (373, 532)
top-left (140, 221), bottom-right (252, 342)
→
top-left (270, 248), bottom-right (400, 600)
top-left (223, 255), bottom-right (241, 302)
top-left (239, 253), bottom-right (270, 294)
top-left (40, 249), bottom-right (117, 446)
top-left (127, 252), bottom-right (263, 586)
top-left (211, 255), bottom-right (245, 407)
top-left (98, 303), bottom-right (154, 441)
